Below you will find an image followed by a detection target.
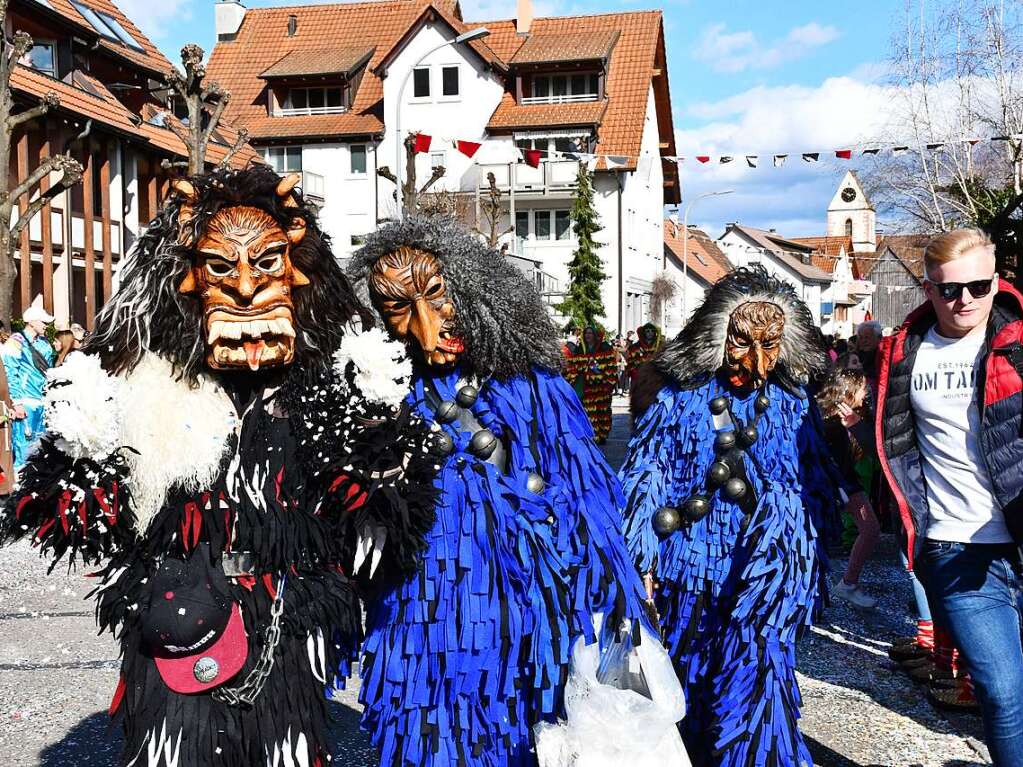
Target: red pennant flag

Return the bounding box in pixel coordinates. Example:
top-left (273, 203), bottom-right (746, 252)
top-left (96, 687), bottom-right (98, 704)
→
top-left (456, 140), bottom-right (481, 158)
top-left (413, 133), bottom-right (432, 154)
top-left (835, 149), bottom-right (852, 159)
top-left (696, 156), bottom-right (711, 164)
top-left (523, 149), bottom-right (542, 168)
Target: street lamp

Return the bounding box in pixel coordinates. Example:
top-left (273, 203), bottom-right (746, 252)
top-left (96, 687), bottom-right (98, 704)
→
top-left (681, 189), bottom-right (734, 321)
top-left (393, 26), bottom-right (490, 216)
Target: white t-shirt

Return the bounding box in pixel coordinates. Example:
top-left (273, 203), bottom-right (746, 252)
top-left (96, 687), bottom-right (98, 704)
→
top-left (909, 324), bottom-right (1011, 543)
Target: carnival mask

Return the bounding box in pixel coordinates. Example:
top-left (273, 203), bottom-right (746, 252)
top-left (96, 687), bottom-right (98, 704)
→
top-left (175, 176), bottom-right (309, 372)
top-left (367, 247), bottom-right (464, 368)
top-left (641, 326), bottom-right (657, 346)
top-left (724, 301), bottom-right (785, 389)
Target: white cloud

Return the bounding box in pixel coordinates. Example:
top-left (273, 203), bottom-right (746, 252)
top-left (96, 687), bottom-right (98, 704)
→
top-left (694, 21), bottom-right (840, 74)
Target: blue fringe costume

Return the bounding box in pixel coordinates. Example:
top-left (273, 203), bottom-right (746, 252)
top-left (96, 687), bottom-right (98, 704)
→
top-left (621, 376), bottom-right (837, 767)
top-left (358, 366), bottom-right (646, 766)
top-left (345, 216), bottom-right (650, 767)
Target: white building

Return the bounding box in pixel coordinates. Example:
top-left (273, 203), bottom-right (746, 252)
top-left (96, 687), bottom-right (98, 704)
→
top-left (661, 220), bottom-right (732, 336)
top-left (208, 0), bottom-right (679, 333)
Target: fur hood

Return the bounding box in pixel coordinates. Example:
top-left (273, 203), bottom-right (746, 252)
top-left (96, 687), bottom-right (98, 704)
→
top-left (346, 216), bottom-right (562, 380)
top-left (656, 265), bottom-right (828, 390)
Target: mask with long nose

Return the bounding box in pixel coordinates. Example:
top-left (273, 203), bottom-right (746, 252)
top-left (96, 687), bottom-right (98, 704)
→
top-left (724, 301), bottom-right (785, 389)
top-left (368, 247), bottom-right (464, 369)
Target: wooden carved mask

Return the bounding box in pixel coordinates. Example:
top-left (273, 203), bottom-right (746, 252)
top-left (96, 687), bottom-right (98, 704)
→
top-left (175, 175), bottom-right (310, 372)
top-left (367, 247), bottom-right (464, 369)
top-left (724, 301), bottom-right (785, 389)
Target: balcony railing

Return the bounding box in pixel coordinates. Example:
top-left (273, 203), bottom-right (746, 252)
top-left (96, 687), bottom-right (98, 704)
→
top-left (275, 106), bottom-right (348, 117)
top-left (521, 94), bottom-right (599, 105)
top-left (303, 171), bottom-right (326, 202)
top-left (478, 160), bottom-right (580, 194)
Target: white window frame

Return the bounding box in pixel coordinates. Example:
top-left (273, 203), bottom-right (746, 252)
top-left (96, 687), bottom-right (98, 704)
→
top-left (524, 72), bottom-right (600, 105)
top-left (263, 146), bottom-right (303, 173)
top-left (514, 209), bottom-right (574, 250)
top-left (439, 64), bottom-right (460, 101)
top-left (278, 85), bottom-right (348, 116)
top-left (430, 151), bottom-right (446, 169)
top-left (411, 66), bottom-right (431, 100)
top-left (349, 144), bottom-right (368, 176)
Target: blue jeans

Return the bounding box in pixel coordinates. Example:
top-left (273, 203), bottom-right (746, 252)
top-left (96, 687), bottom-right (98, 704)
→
top-left (923, 540), bottom-right (1023, 767)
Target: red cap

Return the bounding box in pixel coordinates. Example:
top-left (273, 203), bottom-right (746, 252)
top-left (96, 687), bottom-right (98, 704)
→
top-left (153, 602), bottom-right (249, 695)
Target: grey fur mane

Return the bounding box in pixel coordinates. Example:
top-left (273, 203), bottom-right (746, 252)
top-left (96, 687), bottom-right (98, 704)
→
top-left (656, 265), bottom-right (828, 389)
top-left (347, 216), bottom-right (562, 380)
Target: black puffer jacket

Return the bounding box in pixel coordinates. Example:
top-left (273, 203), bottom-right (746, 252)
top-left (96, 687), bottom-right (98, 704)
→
top-left (876, 279), bottom-right (1023, 568)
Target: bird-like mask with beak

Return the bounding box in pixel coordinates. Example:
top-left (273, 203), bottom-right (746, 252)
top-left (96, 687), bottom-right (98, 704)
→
top-left (175, 174), bottom-right (309, 372)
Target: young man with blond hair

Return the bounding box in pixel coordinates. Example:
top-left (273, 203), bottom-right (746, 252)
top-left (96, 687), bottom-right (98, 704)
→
top-left (876, 228), bottom-right (1023, 766)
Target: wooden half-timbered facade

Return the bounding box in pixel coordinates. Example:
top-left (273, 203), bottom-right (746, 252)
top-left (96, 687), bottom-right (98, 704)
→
top-left (5, 0), bottom-right (257, 327)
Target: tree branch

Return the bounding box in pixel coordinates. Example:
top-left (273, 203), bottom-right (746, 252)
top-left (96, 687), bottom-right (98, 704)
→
top-left (217, 128), bottom-right (249, 170)
top-left (418, 166), bottom-right (445, 195)
top-left (376, 165), bottom-right (397, 184)
top-left (11, 155), bottom-right (82, 240)
top-left (201, 91), bottom-right (230, 147)
top-left (7, 91), bottom-right (58, 131)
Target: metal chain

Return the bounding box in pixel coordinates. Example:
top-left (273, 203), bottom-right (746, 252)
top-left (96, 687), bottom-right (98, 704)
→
top-left (212, 574), bottom-right (287, 708)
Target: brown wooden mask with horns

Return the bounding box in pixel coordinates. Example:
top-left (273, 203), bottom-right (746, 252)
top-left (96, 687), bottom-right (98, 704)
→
top-left (174, 173), bottom-right (311, 371)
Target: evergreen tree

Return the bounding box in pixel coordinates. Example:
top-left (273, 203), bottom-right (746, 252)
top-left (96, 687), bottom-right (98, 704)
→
top-left (557, 166), bottom-right (607, 331)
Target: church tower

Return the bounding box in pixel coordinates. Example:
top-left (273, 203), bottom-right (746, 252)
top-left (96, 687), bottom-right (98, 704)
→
top-left (827, 171), bottom-right (876, 253)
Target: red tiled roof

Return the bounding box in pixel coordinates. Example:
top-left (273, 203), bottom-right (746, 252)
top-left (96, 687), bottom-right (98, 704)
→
top-left (138, 105), bottom-right (261, 168)
top-left (11, 65), bottom-right (140, 135)
top-left (26, 0), bottom-right (173, 76)
top-left (509, 29), bottom-right (619, 65)
top-left (260, 46), bottom-right (376, 79)
top-left (790, 235), bottom-right (853, 274)
top-left (487, 101), bottom-right (607, 130)
top-left (664, 221), bottom-right (732, 286)
top-left (727, 224), bottom-right (833, 283)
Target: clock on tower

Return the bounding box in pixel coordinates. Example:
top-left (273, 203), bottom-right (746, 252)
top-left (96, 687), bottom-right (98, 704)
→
top-left (841, 186), bottom-right (857, 203)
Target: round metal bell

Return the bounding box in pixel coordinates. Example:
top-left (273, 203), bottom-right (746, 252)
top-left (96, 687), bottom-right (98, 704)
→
top-left (431, 431), bottom-right (454, 457)
top-left (435, 400), bottom-right (460, 424)
top-left (707, 460), bottom-right (731, 486)
top-left (709, 396), bottom-right (729, 415)
top-left (754, 393), bottom-right (771, 413)
top-left (682, 495), bottom-right (712, 523)
top-left (652, 506), bottom-right (682, 536)
top-left (739, 424), bottom-right (758, 447)
top-left (193, 656), bottom-right (220, 684)
top-left (714, 430), bottom-right (736, 451)
top-left (525, 472), bottom-right (545, 494)
top-left (468, 429), bottom-right (498, 460)
top-left (724, 477), bottom-right (748, 500)
top-left (456, 385), bottom-right (479, 408)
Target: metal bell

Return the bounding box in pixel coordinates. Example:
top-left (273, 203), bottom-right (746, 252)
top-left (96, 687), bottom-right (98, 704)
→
top-left (714, 430), bottom-right (736, 451)
top-left (739, 424), bottom-right (758, 447)
top-left (707, 460), bottom-right (731, 486)
top-left (652, 506), bottom-right (682, 536)
top-left (525, 472), bottom-right (546, 494)
top-left (468, 429), bottom-right (498, 460)
top-left (431, 431), bottom-right (454, 457)
top-left (435, 400), bottom-right (460, 424)
top-left (709, 396), bottom-right (729, 415)
top-left (682, 495), bottom-right (712, 523)
top-left (456, 385), bottom-right (479, 408)
top-left (724, 478), bottom-right (748, 500)
top-left (754, 393), bottom-right (771, 413)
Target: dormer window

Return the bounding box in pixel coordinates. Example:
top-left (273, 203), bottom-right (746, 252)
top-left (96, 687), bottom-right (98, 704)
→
top-left (279, 85), bottom-right (349, 116)
top-left (21, 42), bottom-right (56, 78)
top-left (525, 72), bottom-right (600, 104)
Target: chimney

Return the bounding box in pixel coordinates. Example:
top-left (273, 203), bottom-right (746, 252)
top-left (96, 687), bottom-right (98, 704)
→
top-left (517, 0), bottom-right (533, 35)
top-left (215, 0), bottom-right (246, 41)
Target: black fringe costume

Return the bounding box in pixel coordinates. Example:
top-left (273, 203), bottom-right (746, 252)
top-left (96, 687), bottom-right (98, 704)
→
top-left (0, 167), bottom-right (438, 767)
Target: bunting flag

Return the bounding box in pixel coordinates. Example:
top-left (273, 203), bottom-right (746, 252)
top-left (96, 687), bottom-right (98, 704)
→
top-left (835, 149), bottom-right (852, 159)
top-left (892, 146), bottom-right (909, 155)
top-left (802, 152), bottom-right (820, 163)
top-left (522, 149), bottom-right (542, 168)
top-left (606, 155), bottom-right (629, 169)
top-left (861, 148), bottom-right (881, 155)
top-left (696, 156), bottom-right (711, 164)
top-left (926, 142), bottom-right (944, 151)
top-left (456, 140), bottom-right (481, 158)
top-left (746, 156), bottom-right (758, 168)
top-left (719, 156), bottom-right (734, 164)
top-left (966, 138), bottom-right (981, 146)
top-left (773, 154), bottom-right (787, 167)
top-left (413, 133), bottom-right (432, 154)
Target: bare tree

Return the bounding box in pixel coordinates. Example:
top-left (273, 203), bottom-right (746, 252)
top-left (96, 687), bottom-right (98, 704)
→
top-left (864, 0), bottom-right (1023, 232)
top-left (650, 273), bottom-right (678, 328)
top-left (0, 2), bottom-right (83, 330)
top-left (474, 172), bottom-right (513, 249)
top-left (377, 133), bottom-right (445, 214)
top-left (161, 44), bottom-right (249, 175)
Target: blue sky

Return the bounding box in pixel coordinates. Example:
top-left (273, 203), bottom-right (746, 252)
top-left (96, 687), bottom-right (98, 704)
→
top-left (118, 0), bottom-right (906, 237)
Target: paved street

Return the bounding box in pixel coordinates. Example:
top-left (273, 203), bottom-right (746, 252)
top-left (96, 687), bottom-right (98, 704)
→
top-left (0, 400), bottom-right (993, 766)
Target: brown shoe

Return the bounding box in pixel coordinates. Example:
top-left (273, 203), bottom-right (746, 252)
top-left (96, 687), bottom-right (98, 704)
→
top-left (928, 679), bottom-right (980, 713)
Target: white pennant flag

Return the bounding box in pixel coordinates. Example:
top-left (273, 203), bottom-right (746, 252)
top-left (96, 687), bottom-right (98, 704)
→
top-left (773, 154), bottom-right (788, 167)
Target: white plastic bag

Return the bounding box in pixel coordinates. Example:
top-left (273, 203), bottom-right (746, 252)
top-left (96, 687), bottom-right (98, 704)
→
top-left (534, 613), bottom-right (692, 767)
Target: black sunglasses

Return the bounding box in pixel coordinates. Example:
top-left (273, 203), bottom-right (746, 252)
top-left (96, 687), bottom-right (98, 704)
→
top-left (928, 277), bottom-right (996, 301)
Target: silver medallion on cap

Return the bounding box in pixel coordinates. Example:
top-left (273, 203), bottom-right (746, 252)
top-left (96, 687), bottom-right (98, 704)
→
top-left (193, 656), bottom-right (220, 683)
